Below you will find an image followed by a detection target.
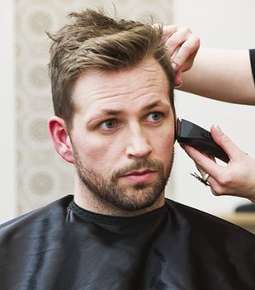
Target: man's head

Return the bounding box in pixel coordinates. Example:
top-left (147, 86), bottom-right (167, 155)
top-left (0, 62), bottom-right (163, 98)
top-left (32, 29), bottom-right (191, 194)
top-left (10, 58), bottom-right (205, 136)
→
top-left (48, 9), bottom-right (176, 213)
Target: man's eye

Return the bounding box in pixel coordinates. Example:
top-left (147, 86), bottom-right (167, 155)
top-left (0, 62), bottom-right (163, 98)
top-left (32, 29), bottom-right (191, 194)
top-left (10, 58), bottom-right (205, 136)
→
top-left (99, 119), bottom-right (118, 130)
top-left (147, 112), bottom-right (164, 122)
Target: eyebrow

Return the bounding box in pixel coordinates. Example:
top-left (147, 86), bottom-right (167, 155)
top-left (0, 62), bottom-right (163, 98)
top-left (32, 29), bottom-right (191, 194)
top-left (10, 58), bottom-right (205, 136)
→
top-left (142, 100), bottom-right (169, 111)
top-left (87, 100), bottom-right (169, 125)
top-left (102, 100), bottom-right (168, 115)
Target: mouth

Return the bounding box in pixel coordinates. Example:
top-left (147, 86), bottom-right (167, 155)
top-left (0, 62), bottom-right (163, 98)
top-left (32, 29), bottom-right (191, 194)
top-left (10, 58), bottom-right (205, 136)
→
top-left (122, 169), bottom-right (156, 177)
top-left (120, 169), bottom-right (157, 183)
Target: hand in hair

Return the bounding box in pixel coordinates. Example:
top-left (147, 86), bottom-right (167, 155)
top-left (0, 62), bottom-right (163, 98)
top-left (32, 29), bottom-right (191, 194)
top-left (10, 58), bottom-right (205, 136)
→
top-left (161, 25), bottom-right (200, 87)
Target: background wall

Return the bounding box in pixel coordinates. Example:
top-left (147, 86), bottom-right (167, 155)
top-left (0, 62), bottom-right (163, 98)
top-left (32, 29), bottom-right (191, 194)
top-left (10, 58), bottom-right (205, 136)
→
top-left (0, 0), bottom-right (254, 222)
top-left (0, 0), bottom-right (16, 223)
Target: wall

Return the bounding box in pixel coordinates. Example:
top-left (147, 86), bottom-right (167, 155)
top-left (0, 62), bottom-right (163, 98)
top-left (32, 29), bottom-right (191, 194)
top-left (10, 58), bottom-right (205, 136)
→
top-left (0, 0), bottom-right (16, 223)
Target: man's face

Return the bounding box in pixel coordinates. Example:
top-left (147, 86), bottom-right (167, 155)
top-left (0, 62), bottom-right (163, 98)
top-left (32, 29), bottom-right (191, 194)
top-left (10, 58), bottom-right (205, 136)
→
top-left (69, 57), bottom-right (175, 211)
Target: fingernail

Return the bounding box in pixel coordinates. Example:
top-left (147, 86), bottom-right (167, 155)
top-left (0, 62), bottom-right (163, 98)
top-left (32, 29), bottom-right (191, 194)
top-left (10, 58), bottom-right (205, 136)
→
top-left (174, 80), bottom-right (183, 88)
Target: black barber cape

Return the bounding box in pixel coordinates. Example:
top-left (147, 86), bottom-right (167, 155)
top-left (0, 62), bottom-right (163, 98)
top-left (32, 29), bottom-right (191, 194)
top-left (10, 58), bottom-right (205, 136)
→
top-left (0, 195), bottom-right (254, 290)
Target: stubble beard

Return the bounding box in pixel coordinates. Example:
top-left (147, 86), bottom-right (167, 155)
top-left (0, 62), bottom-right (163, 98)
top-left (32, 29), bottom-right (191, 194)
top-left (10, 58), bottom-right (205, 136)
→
top-left (73, 150), bottom-right (174, 211)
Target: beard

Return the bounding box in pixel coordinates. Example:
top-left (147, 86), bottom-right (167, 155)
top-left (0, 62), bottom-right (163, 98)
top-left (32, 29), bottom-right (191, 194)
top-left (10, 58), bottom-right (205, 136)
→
top-left (73, 149), bottom-right (174, 211)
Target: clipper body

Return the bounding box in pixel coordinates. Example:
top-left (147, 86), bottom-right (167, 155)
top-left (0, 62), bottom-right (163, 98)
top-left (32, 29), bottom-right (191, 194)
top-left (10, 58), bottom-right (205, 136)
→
top-left (176, 119), bottom-right (229, 163)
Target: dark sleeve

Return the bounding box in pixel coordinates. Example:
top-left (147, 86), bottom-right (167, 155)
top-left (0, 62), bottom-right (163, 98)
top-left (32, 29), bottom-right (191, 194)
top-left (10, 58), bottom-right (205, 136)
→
top-left (249, 49), bottom-right (255, 85)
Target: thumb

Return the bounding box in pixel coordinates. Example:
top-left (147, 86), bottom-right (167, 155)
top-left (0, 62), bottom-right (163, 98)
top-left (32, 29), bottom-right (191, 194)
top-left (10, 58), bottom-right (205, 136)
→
top-left (211, 126), bottom-right (241, 160)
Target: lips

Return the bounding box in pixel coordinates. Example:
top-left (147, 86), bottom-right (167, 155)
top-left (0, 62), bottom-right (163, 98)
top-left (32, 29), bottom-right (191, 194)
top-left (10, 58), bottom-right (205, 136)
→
top-left (120, 169), bottom-right (157, 184)
top-left (122, 169), bottom-right (155, 177)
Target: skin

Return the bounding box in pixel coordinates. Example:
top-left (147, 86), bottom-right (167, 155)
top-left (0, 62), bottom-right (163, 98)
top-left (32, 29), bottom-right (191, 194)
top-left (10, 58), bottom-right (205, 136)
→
top-left (161, 25), bottom-right (200, 86)
top-left (181, 49), bottom-right (255, 105)
top-left (49, 57), bottom-right (175, 216)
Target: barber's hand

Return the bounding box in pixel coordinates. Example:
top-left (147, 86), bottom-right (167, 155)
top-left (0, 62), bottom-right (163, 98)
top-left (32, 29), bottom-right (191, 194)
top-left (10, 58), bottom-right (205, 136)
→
top-left (161, 25), bottom-right (200, 86)
top-left (182, 125), bottom-right (255, 202)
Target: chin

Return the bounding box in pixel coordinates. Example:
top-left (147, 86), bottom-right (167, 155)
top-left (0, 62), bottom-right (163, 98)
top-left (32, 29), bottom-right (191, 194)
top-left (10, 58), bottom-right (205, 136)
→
top-left (109, 188), bottom-right (163, 212)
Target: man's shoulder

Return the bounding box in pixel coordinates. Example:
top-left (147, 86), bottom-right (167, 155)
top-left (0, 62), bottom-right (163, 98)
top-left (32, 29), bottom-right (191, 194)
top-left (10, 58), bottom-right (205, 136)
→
top-left (165, 198), bottom-right (255, 241)
top-left (0, 195), bottom-right (73, 239)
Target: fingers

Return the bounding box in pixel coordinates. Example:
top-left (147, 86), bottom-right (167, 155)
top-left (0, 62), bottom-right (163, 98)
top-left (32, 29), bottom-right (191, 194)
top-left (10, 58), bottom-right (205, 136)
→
top-left (165, 27), bottom-right (193, 57)
top-left (163, 26), bottom-right (200, 70)
top-left (185, 147), bottom-right (234, 196)
top-left (159, 24), bottom-right (200, 87)
top-left (196, 155), bottom-right (215, 179)
top-left (183, 142), bottom-right (255, 199)
top-left (206, 174), bottom-right (242, 197)
top-left (160, 25), bottom-right (178, 42)
top-left (205, 176), bottom-right (225, 196)
top-left (210, 126), bottom-right (244, 160)
top-left (171, 35), bottom-right (200, 70)
top-left (182, 128), bottom-right (255, 201)
top-left (182, 145), bottom-right (223, 181)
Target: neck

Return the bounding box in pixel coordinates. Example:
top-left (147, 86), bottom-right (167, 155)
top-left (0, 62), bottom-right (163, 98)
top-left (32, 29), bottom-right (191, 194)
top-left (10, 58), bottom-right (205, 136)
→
top-left (73, 176), bottom-right (165, 217)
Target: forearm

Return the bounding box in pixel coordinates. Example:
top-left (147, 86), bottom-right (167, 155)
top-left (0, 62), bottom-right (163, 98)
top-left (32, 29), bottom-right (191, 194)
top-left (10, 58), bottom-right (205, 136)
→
top-left (179, 49), bottom-right (255, 105)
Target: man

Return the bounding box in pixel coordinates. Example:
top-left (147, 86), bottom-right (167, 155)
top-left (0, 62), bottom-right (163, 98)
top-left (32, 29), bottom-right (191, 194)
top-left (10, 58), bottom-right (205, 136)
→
top-left (0, 9), bottom-right (254, 290)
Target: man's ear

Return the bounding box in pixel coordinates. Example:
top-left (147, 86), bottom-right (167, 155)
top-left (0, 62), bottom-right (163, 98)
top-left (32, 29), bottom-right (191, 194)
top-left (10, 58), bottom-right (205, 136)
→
top-left (48, 116), bottom-right (74, 164)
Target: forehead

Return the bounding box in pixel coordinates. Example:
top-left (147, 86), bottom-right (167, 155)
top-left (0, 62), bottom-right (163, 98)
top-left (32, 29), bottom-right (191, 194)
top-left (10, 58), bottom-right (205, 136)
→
top-left (71, 57), bottom-right (171, 115)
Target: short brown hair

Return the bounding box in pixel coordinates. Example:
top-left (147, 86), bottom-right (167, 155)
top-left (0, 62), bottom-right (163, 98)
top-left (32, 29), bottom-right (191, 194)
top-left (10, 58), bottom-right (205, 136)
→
top-left (48, 9), bottom-right (175, 129)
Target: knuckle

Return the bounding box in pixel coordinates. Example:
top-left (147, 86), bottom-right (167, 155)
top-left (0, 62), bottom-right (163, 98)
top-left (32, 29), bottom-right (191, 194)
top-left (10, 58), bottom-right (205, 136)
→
top-left (180, 36), bottom-right (200, 55)
top-left (218, 174), bottom-right (233, 186)
top-left (166, 37), bottom-right (175, 46)
top-left (182, 40), bottom-right (194, 50)
top-left (215, 188), bottom-right (224, 195)
top-left (220, 134), bottom-right (230, 144)
top-left (211, 182), bottom-right (226, 195)
top-left (211, 186), bottom-right (221, 196)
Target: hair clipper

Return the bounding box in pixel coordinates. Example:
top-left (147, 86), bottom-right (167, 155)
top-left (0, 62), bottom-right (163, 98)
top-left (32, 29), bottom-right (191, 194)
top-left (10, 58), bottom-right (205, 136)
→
top-left (176, 118), bottom-right (229, 163)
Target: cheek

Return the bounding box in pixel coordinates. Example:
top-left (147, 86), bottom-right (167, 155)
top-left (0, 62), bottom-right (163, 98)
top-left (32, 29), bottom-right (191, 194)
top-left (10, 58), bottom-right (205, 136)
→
top-left (75, 133), bottom-right (122, 169)
top-left (151, 126), bottom-right (175, 159)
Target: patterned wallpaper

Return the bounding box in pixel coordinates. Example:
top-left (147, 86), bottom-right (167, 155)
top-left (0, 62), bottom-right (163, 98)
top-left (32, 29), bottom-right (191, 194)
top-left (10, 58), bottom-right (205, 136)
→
top-left (16, 0), bottom-right (174, 214)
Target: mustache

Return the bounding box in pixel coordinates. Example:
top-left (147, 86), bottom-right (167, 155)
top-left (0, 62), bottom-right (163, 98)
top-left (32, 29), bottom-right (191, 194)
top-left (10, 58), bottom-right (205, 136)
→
top-left (113, 159), bottom-right (163, 179)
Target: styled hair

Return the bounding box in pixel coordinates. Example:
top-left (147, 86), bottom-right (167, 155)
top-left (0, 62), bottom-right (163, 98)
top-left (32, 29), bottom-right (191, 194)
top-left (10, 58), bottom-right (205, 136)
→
top-left (48, 9), bottom-right (175, 129)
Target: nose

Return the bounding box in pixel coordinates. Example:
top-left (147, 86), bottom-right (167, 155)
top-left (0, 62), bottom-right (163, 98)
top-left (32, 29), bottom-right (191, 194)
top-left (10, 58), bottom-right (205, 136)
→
top-left (125, 126), bottom-right (152, 159)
